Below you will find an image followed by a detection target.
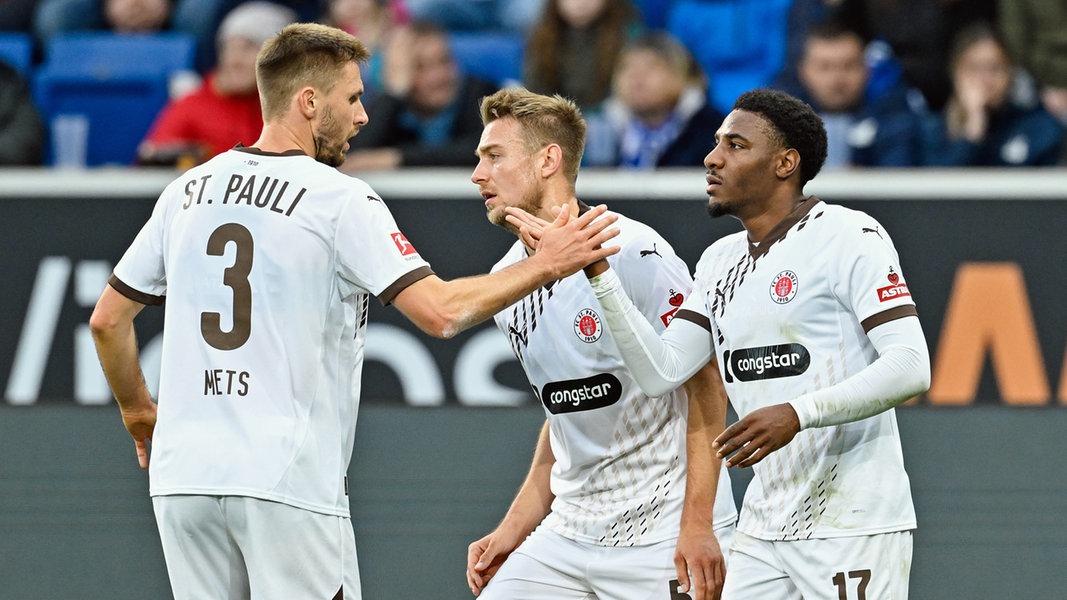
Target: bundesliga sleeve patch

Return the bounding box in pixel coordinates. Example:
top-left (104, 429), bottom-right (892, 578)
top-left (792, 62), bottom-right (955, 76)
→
top-left (390, 232), bottom-right (417, 256)
top-left (876, 268), bottom-right (910, 302)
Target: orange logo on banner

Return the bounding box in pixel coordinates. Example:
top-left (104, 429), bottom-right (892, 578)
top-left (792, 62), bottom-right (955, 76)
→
top-left (927, 263), bottom-right (1061, 405)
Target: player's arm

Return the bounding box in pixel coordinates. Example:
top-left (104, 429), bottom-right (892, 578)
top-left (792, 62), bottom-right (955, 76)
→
top-left (89, 284), bottom-right (157, 469)
top-left (675, 359), bottom-right (728, 600)
top-left (715, 315), bottom-right (931, 468)
top-left (582, 264), bottom-right (714, 397)
top-left (466, 421), bottom-right (555, 596)
top-left (393, 205), bottom-right (619, 339)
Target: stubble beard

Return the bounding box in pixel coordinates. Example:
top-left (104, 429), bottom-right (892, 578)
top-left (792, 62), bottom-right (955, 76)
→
top-left (315, 107), bottom-right (347, 167)
top-left (707, 196), bottom-right (732, 219)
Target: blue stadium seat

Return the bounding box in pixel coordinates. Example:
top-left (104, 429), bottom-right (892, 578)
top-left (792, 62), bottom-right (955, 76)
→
top-left (633, 0), bottom-right (676, 29)
top-left (33, 32), bottom-right (197, 166)
top-left (0, 32), bottom-right (33, 77)
top-left (667, 0), bottom-right (792, 114)
top-left (449, 31), bottom-right (524, 86)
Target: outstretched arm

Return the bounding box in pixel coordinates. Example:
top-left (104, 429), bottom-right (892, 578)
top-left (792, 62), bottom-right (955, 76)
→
top-left (89, 285), bottom-right (156, 468)
top-left (394, 205), bottom-right (619, 338)
top-left (466, 421), bottom-right (555, 596)
top-left (675, 359), bottom-right (728, 600)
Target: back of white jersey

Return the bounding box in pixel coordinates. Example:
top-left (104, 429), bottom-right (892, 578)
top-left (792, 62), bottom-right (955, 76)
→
top-left (493, 213), bottom-right (736, 546)
top-left (688, 198), bottom-right (916, 540)
top-left (112, 148), bottom-right (431, 516)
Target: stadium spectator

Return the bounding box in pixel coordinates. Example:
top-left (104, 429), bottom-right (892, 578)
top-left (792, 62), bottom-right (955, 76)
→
top-left (585, 32), bottom-right (723, 168)
top-left (921, 21), bottom-right (1066, 167)
top-left (833, 0), bottom-right (997, 111)
top-left (523, 0), bottom-right (642, 111)
top-left (999, 0), bottom-right (1067, 160)
top-left (0, 61), bottom-right (45, 165)
top-left (33, 0), bottom-right (233, 71)
top-left (342, 20), bottom-right (496, 169)
top-left (794, 20), bottom-right (925, 168)
top-left (321, 0), bottom-right (410, 105)
top-left (136, 1), bottom-right (296, 167)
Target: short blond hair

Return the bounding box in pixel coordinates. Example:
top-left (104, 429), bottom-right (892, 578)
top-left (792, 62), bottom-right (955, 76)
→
top-left (256, 23), bottom-right (370, 121)
top-left (479, 87), bottom-right (586, 183)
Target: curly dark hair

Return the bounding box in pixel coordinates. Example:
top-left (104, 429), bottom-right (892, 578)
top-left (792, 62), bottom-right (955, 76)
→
top-left (733, 88), bottom-right (827, 186)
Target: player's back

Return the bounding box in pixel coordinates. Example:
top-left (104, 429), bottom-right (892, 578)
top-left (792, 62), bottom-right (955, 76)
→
top-left (125, 148), bottom-right (422, 516)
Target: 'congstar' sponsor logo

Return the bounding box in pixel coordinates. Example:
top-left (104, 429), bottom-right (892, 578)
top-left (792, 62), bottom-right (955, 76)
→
top-left (540, 373), bottom-right (622, 414)
top-left (723, 344), bottom-right (810, 383)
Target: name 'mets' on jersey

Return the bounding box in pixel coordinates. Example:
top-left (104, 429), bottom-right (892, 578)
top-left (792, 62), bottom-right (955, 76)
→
top-left (491, 211), bottom-right (736, 547)
top-left (108, 147), bottom-right (432, 517)
top-left (681, 196), bottom-right (916, 541)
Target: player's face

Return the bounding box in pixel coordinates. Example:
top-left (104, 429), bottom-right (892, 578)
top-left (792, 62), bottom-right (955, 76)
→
top-left (799, 35), bottom-right (867, 112)
top-left (471, 117), bottom-right (546, 233)
top-left (315, 61), bottom-right (368, 167)
top-left (703, 110), bottom-right (786, 219)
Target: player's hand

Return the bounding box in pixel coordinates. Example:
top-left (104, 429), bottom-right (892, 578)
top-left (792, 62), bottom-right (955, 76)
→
top-left (713, 403), bottom-right (800, 468)
top-left (506, 204), bottom-right (620, 280)
top-left (503, 205), bottom-right (553, 249)
top-left (119, 402), bottom-right (157, 469)
top-left (674, 525), bottom-right (725, 600)
top-left (465, 528), bottom-right (522, 596)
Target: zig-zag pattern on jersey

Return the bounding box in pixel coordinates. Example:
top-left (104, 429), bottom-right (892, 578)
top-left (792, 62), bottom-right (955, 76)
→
top-left (505, 285), bottom-right (554, 359)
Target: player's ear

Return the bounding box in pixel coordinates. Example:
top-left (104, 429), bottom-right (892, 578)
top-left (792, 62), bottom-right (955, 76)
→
top-left (776, 147), bottom-right (800, 180)
top-left (297, 87), bottom-right (316, 120)
top-left (540, 143), bottom-right (563, 179)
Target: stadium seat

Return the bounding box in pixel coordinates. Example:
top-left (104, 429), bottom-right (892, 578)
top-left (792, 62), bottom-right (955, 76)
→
top-left (33, 32), bottom-right (196, 166)
top-left (667, 0), bottom-right (792, 114)
top-left (0, 32), bottom-right (33, 77)
top-left (633, 0), bottom-right (676, 29)
top-left (449, 31), bottom-right (524, 86)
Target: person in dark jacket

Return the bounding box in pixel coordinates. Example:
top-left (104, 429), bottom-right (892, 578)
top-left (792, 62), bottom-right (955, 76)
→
top-left (794, 20), bottom-right (926, 168)
top-left (922, 21), bottom-right (1066, 167)
top-left (586, 32), bottom-right (723, 169)
top-left (0, 61), bottom-right (45, 165)
top-left (343, 20), bottom-right (497, 170)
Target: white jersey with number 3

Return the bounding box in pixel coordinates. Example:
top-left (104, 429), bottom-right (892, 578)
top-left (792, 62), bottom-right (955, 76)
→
top-left (492, 212), bottom-right (736, 547)
top-left (111, 148), bottom-right (431, 517)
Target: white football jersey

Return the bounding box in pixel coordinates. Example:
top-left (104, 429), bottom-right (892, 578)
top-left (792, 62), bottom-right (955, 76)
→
top-left (111, 147), bottom-right (432, 517)
top-left (493, 211), bottom-right (736, 547)
top-left (681, 197), bottom-right (917, 540)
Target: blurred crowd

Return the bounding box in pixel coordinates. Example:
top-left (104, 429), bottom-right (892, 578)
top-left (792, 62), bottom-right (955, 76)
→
top-left (1, 0), bottom-right (1065, 169)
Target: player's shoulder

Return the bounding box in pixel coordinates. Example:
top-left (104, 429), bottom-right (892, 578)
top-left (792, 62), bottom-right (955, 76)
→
top-left (607, 211), bottom-right (677, 255)
top-left (815, 200), bottom-right (896, 246)
top-left (491, 240), bottom-right (527, 274)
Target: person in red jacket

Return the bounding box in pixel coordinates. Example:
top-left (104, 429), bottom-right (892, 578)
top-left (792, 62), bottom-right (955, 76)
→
top-left (137, 1), bottom-right (296, 167)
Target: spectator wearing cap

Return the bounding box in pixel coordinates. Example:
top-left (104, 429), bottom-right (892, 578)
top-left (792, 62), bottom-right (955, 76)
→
top-left (137, 1), bottom-right (296, 167)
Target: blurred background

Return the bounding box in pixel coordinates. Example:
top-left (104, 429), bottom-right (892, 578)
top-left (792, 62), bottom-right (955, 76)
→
top-left (2, 0), bottom-right (1067, 597)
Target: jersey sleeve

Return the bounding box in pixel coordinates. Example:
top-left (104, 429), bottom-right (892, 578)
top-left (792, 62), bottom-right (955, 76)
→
top-left (334, 185), bottom-right (432, 304)
top-left (111, 186), bottom-right (173, 302)
top-left (613, 227), bottom-right (693, 334)
top-left (834, 215), bottom-right (917, 331)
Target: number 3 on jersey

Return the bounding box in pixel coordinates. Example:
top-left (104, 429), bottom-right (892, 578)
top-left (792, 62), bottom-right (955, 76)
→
top-left (201, 223), bottom-right (253, 350)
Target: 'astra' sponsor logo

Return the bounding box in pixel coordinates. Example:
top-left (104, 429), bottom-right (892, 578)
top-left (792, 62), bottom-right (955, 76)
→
top-left (540, 373), bottom-right (622, 414)
top-left (723, 344), bottom-right (810, 383)
top-left (877, 283), bottom-right (911, 301)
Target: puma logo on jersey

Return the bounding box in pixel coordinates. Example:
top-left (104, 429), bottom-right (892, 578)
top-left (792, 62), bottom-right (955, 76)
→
top-left (366, 195), bottom-right (382, 203)
top-left (391, 232), bottom-right (417, 256)
top-left (862, 226), bottom-right (882, 238)
top-left (640, 244), bottom-right (662, 258)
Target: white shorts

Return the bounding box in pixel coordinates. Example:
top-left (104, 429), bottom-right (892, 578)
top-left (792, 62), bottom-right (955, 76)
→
top-left (479, 523), bottom-right (735, 600)
top-left (721, 530), bottom-right (912, 600)
top-left (152, 495), bottom-right (361, 600)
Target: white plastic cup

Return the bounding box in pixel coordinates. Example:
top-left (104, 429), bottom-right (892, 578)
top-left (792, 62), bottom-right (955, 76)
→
top-left (51, 113), bottom-right (90, 169)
